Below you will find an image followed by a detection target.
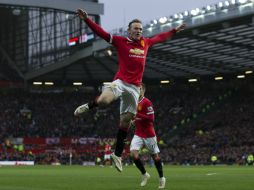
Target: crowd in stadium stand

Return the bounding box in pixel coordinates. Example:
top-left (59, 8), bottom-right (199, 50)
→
top-left (0, 79), bottom-right (254, 165)
top-left (163, 84), bottom-right (254, 165)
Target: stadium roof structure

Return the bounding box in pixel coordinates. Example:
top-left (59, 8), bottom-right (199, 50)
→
top-left (0, 0), bottom-right (103, 14)
top-left (2, 0), bottom-right (254, 86)
top-left (0, 0), bottom-right (103, 84)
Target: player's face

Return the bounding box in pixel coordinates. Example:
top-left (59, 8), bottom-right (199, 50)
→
top-left (128, 22), bottom-right (143, 41)
top-left (139, 86), bottom-right (145, 99)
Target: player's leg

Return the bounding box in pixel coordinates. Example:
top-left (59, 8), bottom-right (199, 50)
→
top-left (144, 137), bottom-right (166, 189)
top-left (111, 111), bottom-right (134, 172)
top-left (115, 112), bottom-right (134, 156)
top-left (104, 154), bottom-right (111, 165)
top-left (114, 82), bottom-right (140, 158)
top-left (130, 136), bottom-right (150, 186)
top-left (74, 83), bottom-right (117, 116)
top-left (152, 153), bottom-right (166, 189)
top-left (111, 81), bottom-right (140, 172)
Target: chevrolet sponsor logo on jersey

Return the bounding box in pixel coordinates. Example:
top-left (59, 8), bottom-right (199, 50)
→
top-left (129, 48), bottom-right (144, 55)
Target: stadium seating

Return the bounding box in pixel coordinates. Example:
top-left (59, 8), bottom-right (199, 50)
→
top-left (1, 79), bottom-right (254, 165)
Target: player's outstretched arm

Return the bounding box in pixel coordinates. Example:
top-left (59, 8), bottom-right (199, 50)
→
top-left (76, 8), bottom-right (111, 42)
top-left (148, 23), bottom-right (186, 46)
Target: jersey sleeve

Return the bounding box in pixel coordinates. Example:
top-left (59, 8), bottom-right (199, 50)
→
top-left (136, 100), bottom-right (155, 122)
top-left (147, 29), bottom-right (176, 47)
top-left (84, 18), bottom-right (123, 46)
top-left (84, 18), bottom-right (112, 43)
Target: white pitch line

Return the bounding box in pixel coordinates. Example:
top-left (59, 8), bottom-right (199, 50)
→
top-left (206, 173), bottom-right (217, 176)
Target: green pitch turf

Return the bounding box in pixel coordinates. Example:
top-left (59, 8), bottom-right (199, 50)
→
top-left (0, 165), bottom-right (253, 190)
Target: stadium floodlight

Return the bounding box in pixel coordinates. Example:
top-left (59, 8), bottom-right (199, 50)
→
top-left (147, 27), bottom-right (153, 32)
top-left (231, 0), bottom-right (236, 4)
top-left (206, 5), bottom-right (211, 11)
top-left (238, 0), bottom-right (248, 4)
top-left (188, 78), bottom-right (198, 82)
top-left (174, 14), bottom-right (178, 19)
top-left (190, 9), bottom-right (197, 16)
top-left (245, 70), bottom-right (253, 74)
top-left (103, 82), bottom-right (112, 85)
top-left (73, 82), bottom-right (83, 86)
top-left (190, 8), bottom-right (200, 16)
top-left (218, 2), bottom-right (224, 8)
top-left (12, 9), bottom-right (21, 16)
top-left (44, 82), bottom-right (54, 85)
top-left (106, 49), bottom-right (112, 56)
top-left (215, 76), bottom-right (223, 80)
top-left (237, 75), bottom-right (245, 78)
top-left (184, 11), bottom-right (189, 16)
top-left (33, 82), bottom-right (42, 85)
top-left (159, 17), bottom-right (163, 23)
top-left (159, 17), bottom-right (167, 24)
top-left (225, 1), bottom-right (230, 6)
top-left (160, 80), bottom-right (170, 84)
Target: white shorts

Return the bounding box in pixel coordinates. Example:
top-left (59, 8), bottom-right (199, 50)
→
top-left (104, 154), bottom-right (111, 160)
top-left (103, 79), bottom-right (140, 114)
top-left (130, 135), bottom-right (160, 154)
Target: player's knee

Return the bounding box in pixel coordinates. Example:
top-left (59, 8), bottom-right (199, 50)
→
top-left (131, 151), bottom-right (139, 160)
top-left (97, 96), bottom-right (112, 106)
top-left (120, 113), bottom-right (134, 127)
top-left (120, 119), bottom-right (131, 129)
top-left (152, 154), bottom-right (161, 161)
top-left (97, 88), bottom-right (115, 106)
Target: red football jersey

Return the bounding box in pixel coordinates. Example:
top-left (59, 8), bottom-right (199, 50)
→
top-left (85, 18), bottom-right (176, 86)
top-left (134, 97), bottom-right (156, 138)
top-left (104, 144), bottom-right (111, 154)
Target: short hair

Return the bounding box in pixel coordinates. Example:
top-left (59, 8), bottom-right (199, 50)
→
top-left (128, 19), bottom-right (142, 28)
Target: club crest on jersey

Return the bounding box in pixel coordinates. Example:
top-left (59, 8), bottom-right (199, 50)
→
top-left (147, 106), bottom-right (153, 111)
top-left (137, 105), bottom-right (142, 111)
top-left (129, 48), bottom-right (144, 55)
top-left (140, 40), bottom-right (145, 47)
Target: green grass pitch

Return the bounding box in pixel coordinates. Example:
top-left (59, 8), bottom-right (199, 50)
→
top-left (0, 165), bottom-right (253, 190)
